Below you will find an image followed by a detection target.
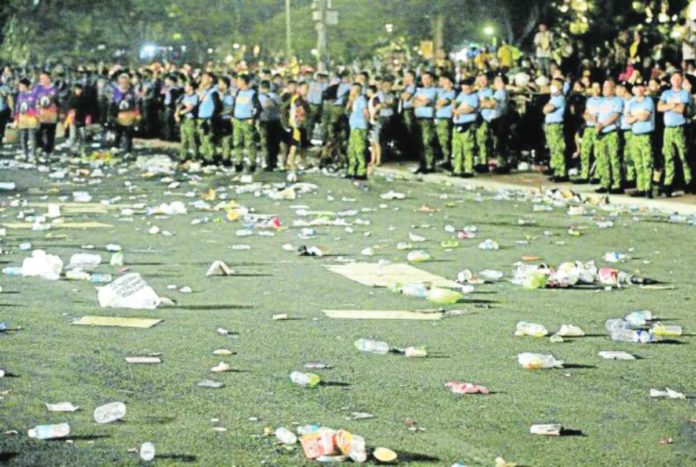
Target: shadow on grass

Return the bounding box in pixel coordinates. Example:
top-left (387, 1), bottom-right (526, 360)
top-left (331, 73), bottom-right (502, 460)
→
top-left (396, 451), bottom-right (441, 463)
top-left (173, 305), bottom-right (254, 311)
top-left (560, 428), bottom-right (586, 437)
top-left (0, 452), bottom-right (19, 462)
top-left (48, 434), bottom-right (111, 442)
top-left (156, 454), bottom-right (198, 462)
top-left (141, 416), bottom-right (177, 425)
top-left (563, 364), bottom-right (597, 369)
top-left (319, 381), bottom-right (351, 388)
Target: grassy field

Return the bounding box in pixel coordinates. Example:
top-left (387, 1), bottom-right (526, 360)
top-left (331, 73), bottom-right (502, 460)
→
top-left (1, 150), bottom-right (695, 466)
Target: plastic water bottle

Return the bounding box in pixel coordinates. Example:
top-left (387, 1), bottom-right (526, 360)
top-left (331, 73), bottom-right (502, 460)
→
top-left (140, 442), bottom-right (156, 462)
top-left (89, 273), bottom-right (113, 283)
top-left (605, 319), bottom-right (628, 333)
top-left (354, 338), bottom-right (390, 355)
top-left (515, 321), bottom-right (549, 337)
top-left (2, 266), bottom-right (23, 277)
top-left (289, 371), bottom-right (321, 389)
top-left (94, 402), bottom-right (126, 424)
top-left (650, 324), bottom-right (682, 337)
top-left (28, 423), bottom-right (70, 440)
top-left (517, 353), bottom-right (564, 369)
top-left (611, 329), bottom-right (658, 344)
top-left (275, 427), bottom-right (298, 445)
top-left (399, 283), bottom-right (428, 298)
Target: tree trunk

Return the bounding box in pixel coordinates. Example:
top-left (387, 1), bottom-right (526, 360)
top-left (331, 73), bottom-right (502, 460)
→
top-left (433, 13), bottom-right (444, 58)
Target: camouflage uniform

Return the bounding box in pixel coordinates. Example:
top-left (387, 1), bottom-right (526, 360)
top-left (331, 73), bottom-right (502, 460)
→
top-left (347, 128), bottom-right (367, 177)
top-left (452, 125), bottom-right (476, 175)
top-left (417, 119), bottom-right (436, 170)
top-left (233, 118), bottom-right (258, 166)
top-left (632, 133), bottom-right (653, 192)
top-left (179, 119), bottom-right (198, 161)
top-left (622, 131), bottom-right (635, 182)
top-left (544, 123), bottom-right (566, 177)
top-left (475, 120), bottom-right (490, 165)
top-left (579, 127), bottom-right (596, 180)
top-left (197, 119), bottom-right (216, 161)
top-left (663, 126), bottom-right (692, 186)
top-left (436, 119), bottom-right (452, 164)
top-left (595, 131), bottom-right (622, 190)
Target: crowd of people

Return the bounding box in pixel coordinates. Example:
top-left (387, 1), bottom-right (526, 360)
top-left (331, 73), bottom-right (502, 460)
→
top-left (1, 23), bottom-right (696, 196)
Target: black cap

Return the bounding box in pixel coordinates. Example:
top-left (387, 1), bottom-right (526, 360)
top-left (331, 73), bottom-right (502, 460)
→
top-left (459, 77), bottom-right (475, 86)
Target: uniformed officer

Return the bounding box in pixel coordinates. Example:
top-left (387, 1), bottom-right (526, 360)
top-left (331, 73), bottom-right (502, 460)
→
top-left (232, 74), bottom-right (261, 172)
top-left (322, 71), bottom-right (351, 166)
top-left (33, 71), bottom-right (59, 156)
top-left (657, 72), bottom-right (693, 196)
top-left (347, 83), bottom-right (369, 180)
top-left (217, 76), bottom-right (235, 164)
top-left (434, 74), bottom-right (455, 170)
top-left (451, 77), bottom-right (479, 177)
top-left (258, 80), bottom-right (283, 171)
top-left (489, 75), bottom-right (511, 172)
top-left (377, 77), bottom-right (397, 160)
top-left (307, 72), bottom-right (327, 141)
top-left (542, 79), bottom-right (567, 181)
top-left (594, 79), bottom-right (624, 194)
top-left (626, 81), bottom-right (655, 198)
top-left (476, 73), bottom-right (494, 170)
top-left (196, 71), bottom-right (221, 163)
top-left (160, 74), bottom-right (181, 141)
top-left (576, 82), bottom-right (601, 183)
top-left (399, 70), bottom-right (417, 153)
top-left (412, 71), bottom-right (438, 173)
top-left (175, 80), bottom-right (199, 161)
top-left (617, 82), bottom-right (636, 186)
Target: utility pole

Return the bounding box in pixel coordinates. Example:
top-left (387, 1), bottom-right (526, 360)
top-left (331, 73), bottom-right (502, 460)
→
top-left (285, 0), bottom-right (292, 61)
top-left (312, 0), bottom-right (337, 72)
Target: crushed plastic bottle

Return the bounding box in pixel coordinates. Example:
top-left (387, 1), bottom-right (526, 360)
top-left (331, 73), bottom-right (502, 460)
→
top-left (610, 329), bottom-right (659, 344)
top-left (28, 423), bottom-right (70, 440)
top-left (406, 250), bottom-right (431, 263)
top-left (89, 273), bottom-right (113, 284)
top-left (290, 371), bottom-right (321, 388)
top-left (515, 322), bottom-right (549, 337)
top-left (94, 402), bottom-right (126, 424)
top-left (397, 283), bottom-right (428, 299)
top-left (275, 427), bottom-right (298, 445)
top-left (140, 442), bottom-right (156, 462)
top-left (426, 287), bottom-right (463, 305)
top-left (625, 310), bottom-right (653, 328)
top-left (605, 319), bottom-right (628, 333)
top-left (649, 324), bottom-right (682, 337)
top-left (478, 239), bottom-right (500, 251)
top-left (517, 353), bottom-right (564, 369)
top-left (354, 339), bottom-right (390, 355)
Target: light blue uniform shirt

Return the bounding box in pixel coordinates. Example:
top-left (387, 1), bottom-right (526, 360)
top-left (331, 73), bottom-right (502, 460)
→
top-left (479, 88), bottom-right (495, 122)
top-left (597, 96), bottom-right (623, 133)
top-left (413, 87), bottom-right (437, 119)
top-left (435, 88), bottom-right (456, 119)
top-left (628, 97), bottom-right (655, 135)
top-left (180, 93), bottom-right (199, 119)
top-left (233, 88), bottom-right (258, 120)
top-left (620, 98), bottom-right (633, 130)
top-left (659, 89), bottom-right (690, 127)
top-left (259, 92), bottom-right (281, 122)
top-left (308, 80), bottom-right (326, 105)
top-left (585, 96), bottom-right (601, 128)
top-left (378, 91), bottom-right (396, 118)
top-left (349, 95), bottom-right (368, 130)
top-left (401, 84), bottom-right (416, 109)
top-left (197, 87), bottom-right (219, 119)
top-left (544, 94), bottom-right (565, 124)
top-left (487, 89), bottom-right (509, 120)
top-left (453, 92), bottom-right (479, 125)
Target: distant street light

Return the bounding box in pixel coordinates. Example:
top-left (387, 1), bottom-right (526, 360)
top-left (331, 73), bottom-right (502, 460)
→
top-left (385, 23), bottom-right (394, 34)
top-left (484, 25), bottom-right (495, 36)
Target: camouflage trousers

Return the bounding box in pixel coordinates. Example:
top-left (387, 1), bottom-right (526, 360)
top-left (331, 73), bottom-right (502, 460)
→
top-left (196, 119), bottom-right (215, 161)
top-left (595, 131), bottom-right (622, 190)
top-left (544, 123), bottom-right (566, 177)
top-left (322, 106), bottom-right (347, 164)
top-left (476, 120), bottom-right (490, 165)
top-left (179, 119), bottom-right (198, 161)
top-left (436, 119), bottom-right (452, 163)
top-left (347, 128), bottom-right (367, 177)
top-left (580, 127), bottom-right (596, 179)
top-left (632, 133), bottom-right (654, 192)
top-left (417, 118), bottom-right (436, 170)
top-left (233, 118), bottom-right (258, 166)
top-left (452, 124), bottom-right (476, 175)
top-left (663, 126), bottom-right (692, 186)
top-left (622, 131), bottom-right (635, 182)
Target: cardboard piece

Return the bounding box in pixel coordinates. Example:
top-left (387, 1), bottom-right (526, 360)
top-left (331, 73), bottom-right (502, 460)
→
top-left (2, 222), bottom-right (113, 229)
top-left (73, 316), bottom-right (162, 328)
top-left (322, 309), bottom-right (442, 320)
top-left (326, 262), bottom-right (459, 289)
